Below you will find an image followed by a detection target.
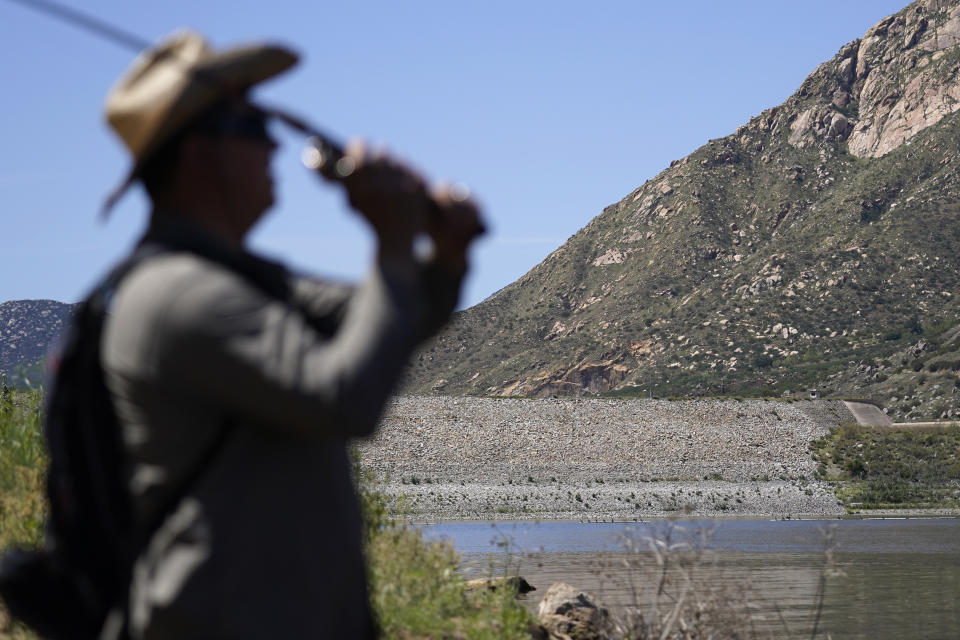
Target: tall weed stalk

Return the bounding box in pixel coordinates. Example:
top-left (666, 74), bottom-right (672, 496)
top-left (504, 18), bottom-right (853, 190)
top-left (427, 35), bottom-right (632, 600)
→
top-left (599, 521), bottom-right (837, 640)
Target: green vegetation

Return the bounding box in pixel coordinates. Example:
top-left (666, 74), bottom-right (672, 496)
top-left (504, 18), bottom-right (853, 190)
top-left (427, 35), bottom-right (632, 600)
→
top-left (356, 463), bottom-right (535, 639)
top-left (0, 390), bottom-right (46, 640)
top-left (0, 390), bottom-right (46, 553)
top-left (0, 394), bottom-right (534, 639)
top-left (3, 362), bottom-right (46, 392)
top-left (812, 423), bottom-right (960, 509)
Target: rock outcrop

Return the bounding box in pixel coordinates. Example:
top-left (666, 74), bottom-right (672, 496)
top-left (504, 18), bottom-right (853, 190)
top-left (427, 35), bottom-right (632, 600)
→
top-left (845, 3), bottom-right (960, 157)
top-left (786, 4), bottom-right (960, 158)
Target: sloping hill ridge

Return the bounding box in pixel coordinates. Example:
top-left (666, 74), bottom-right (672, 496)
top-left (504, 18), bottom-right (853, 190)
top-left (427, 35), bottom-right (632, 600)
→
top-left (0, 300), bottom-right (75, 383)
top-left (405, 0), bottom-right (960, 421)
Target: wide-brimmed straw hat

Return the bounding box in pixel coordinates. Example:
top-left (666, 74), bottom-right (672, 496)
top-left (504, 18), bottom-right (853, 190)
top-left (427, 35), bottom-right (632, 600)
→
top-left (102, 30), bottom-right (299, 212)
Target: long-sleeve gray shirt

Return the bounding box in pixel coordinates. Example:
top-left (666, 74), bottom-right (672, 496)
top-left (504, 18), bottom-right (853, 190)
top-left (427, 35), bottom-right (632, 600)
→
top-left (101, 217), bottom-right (459, 638)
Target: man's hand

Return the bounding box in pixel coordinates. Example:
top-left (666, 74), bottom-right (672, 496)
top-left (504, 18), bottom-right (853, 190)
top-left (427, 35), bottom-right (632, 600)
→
top-left (339, 140), bottom-right (485, 270)
top-left (340, 140), bottom-right (430, 261)
top-left (426, 183), bottom-right (485, 272)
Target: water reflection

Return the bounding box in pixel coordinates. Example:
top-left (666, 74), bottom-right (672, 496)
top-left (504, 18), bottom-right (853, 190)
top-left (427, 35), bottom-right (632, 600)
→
top-left (426, 519), bottom-right (960, 639)
top-left (822, 553), bottom-right (960, 639)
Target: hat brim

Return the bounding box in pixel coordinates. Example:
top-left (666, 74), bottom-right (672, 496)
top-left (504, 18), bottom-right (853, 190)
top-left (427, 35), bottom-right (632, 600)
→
top-left (138, 43), bottom-right (298, 165)
top-left (103, 39), bottom-right (298, 216)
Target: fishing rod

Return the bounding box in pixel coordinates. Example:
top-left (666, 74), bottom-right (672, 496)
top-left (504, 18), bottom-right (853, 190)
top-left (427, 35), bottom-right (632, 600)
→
top-left (25, 3), bottom-right (451, 183)
top-left (5, 0), bottom-right (354, 176)
top-left (4, 0), bottom-right (483, 233)
top-left (4, 0), bottom-right (151, 51)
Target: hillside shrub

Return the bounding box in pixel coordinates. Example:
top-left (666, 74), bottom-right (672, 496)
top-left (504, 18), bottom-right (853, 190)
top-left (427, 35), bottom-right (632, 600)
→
top-left (926, 317), bottom-right (958, 336)
top-left (752, 354), bottom-right (774, 369)
top-left (812, 424), bottom-right (960, 508)
top-left (906, 316), bottom-right (924, 335)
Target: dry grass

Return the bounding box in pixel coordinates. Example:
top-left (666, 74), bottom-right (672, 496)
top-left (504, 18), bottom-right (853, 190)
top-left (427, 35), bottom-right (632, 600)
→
top-left (591, 520), bottom-right (839, 640)
top-left (606, 523), bottom-right (759, 639)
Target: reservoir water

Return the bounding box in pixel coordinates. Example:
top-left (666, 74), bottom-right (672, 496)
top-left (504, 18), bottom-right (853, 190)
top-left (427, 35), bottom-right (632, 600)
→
top-left (423, 518), bottom-right (960, 639)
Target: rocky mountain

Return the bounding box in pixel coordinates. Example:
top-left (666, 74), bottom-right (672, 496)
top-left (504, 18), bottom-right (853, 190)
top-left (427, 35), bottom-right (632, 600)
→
top-left (0, 300), bottom-right (75, 385)
top-left (405, 0), bottom-right (960, 421)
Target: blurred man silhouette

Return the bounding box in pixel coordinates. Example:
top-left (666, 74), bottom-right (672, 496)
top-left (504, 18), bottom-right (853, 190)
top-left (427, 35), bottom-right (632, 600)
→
top-left (99, 30), bottom-right (482, 638)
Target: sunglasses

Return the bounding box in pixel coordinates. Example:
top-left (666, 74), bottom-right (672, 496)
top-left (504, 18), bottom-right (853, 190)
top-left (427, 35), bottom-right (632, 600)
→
top-left (194, 110), bottom-right (272, 142)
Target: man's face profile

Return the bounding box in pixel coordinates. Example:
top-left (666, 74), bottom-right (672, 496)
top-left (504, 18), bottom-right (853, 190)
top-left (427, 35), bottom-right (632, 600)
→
top-left (213, 111), bottom-right (279, 228)
top-left (181, 105), bottom-right (279, 236)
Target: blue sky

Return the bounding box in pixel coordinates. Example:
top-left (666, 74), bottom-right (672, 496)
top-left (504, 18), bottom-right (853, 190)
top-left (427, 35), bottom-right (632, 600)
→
top-left (1, 0), bottom-right (909, 308)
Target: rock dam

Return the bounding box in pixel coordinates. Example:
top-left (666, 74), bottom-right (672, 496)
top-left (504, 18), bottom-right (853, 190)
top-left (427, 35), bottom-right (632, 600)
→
top-left (355, 397), bottom-right (855, 521)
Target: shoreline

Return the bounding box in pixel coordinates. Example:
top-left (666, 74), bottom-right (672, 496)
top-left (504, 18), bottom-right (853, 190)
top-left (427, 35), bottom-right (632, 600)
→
top-left (371, 479), bottom-right (960, 523)
top-left (407, 512), bottom-right (960, 524)
top-left (370, 478), bottom-right (847, 521)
